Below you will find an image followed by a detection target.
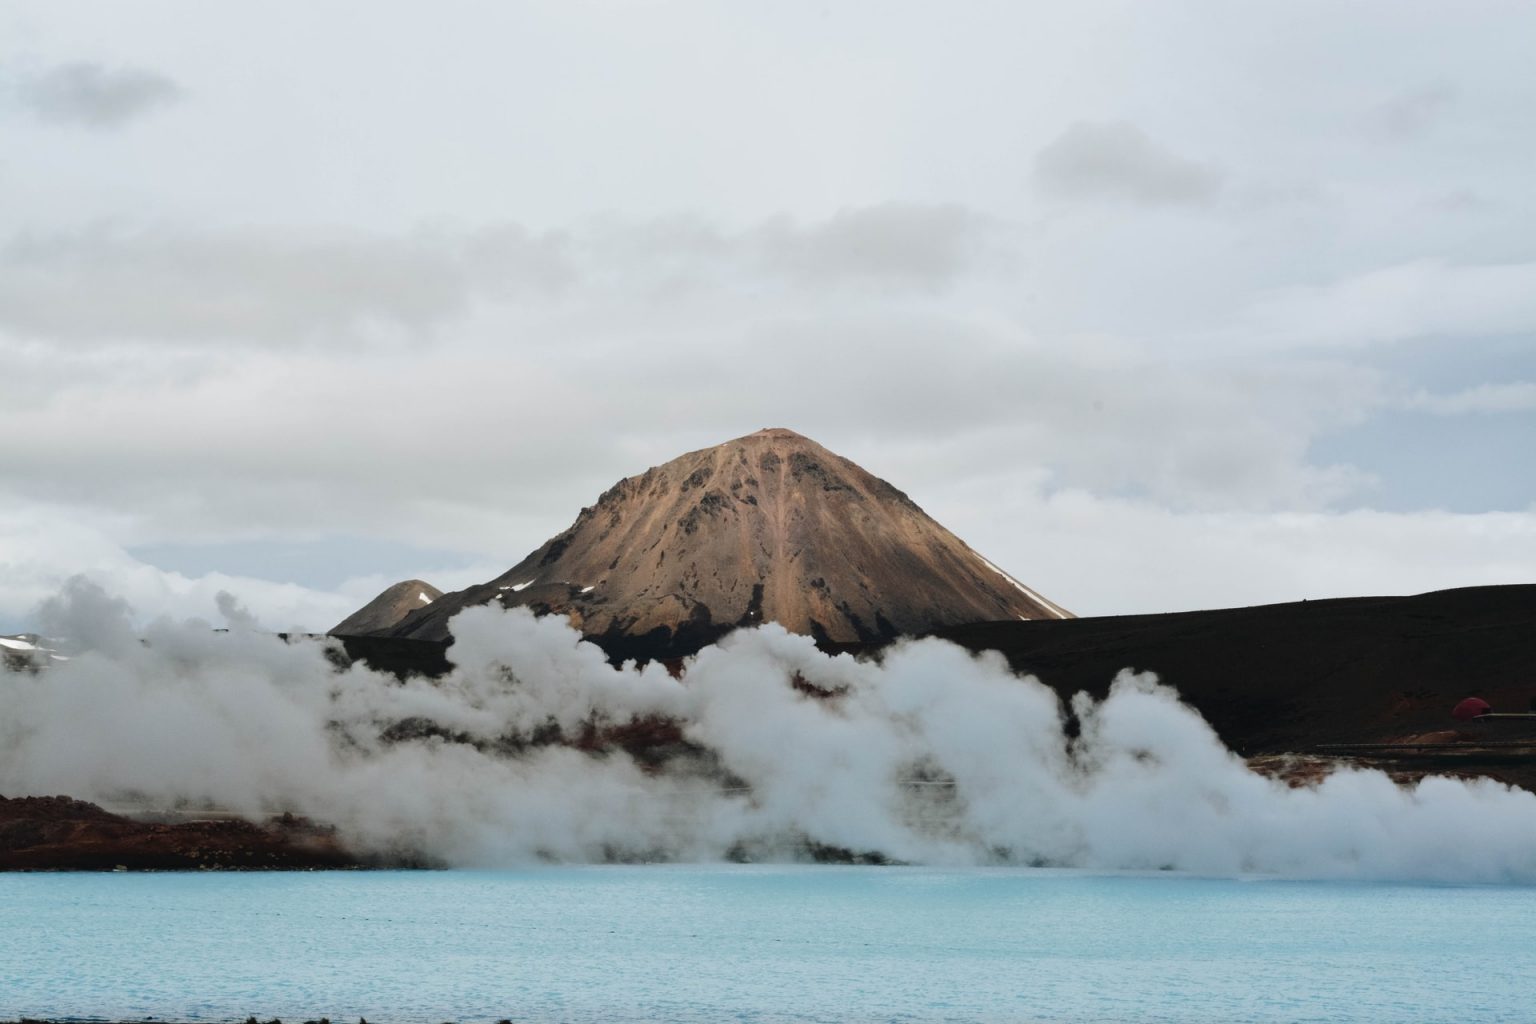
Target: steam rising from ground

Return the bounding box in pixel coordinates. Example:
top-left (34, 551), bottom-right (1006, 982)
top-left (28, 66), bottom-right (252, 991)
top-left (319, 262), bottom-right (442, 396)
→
top-left (5, 580), bottom-right (1536, 882)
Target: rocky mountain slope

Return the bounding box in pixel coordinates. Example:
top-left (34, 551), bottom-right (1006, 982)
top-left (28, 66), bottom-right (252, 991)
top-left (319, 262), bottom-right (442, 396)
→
top-left (356, 428), bottom-right (1068, 654)
top-left (329, 579), bottom-right (442, 636)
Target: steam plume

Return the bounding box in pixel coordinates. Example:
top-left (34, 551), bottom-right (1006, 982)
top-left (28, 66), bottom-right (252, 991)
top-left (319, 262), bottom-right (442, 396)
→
top-left (5, 578), bottom-right (1536, 881)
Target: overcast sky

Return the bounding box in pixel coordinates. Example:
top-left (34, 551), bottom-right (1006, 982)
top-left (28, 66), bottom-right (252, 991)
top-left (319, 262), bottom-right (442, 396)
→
top-left (2, 0), bottom-right (1533, 633)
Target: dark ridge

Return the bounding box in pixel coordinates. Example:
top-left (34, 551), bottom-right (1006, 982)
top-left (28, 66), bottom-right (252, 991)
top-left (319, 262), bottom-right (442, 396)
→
top-left (829, 583), bottom-right (1536, 758)
top-left (332, 635), bottom-right (453, 679)
top-left (838, 602), bottom-right (879, 643)
top-left (589, 621), bottom-right (731, 666)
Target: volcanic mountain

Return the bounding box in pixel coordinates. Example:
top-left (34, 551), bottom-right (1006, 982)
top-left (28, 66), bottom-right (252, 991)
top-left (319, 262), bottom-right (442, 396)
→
top-left (357, 428), bottom-right (1069, 655)
top-left (330, 580), bottom-right (442, 636)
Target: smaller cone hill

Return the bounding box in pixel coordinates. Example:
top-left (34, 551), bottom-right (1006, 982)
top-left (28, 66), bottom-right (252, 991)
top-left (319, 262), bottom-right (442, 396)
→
top-left (330, 580), bottom-right (442, 636)
top-left (358, 428), bottom-right (1069, 656)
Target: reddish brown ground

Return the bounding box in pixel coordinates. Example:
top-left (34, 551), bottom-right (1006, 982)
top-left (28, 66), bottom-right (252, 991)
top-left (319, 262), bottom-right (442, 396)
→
top-left (0, 795), bottom-right (359, 871)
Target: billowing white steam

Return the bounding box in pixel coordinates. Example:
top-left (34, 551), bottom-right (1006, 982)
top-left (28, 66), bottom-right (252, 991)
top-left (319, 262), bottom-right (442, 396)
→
top-left (5, 579), bottom-right (1536, 881)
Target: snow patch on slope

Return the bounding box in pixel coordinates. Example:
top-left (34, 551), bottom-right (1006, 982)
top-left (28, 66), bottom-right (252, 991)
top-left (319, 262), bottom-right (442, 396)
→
top-left (977, 556), bottom-right (1071, 619)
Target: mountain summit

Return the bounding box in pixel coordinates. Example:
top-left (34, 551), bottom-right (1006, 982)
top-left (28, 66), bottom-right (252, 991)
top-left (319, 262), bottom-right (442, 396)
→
top-left (330, 580), bottom-right (442, 636)
top-left (360, 428), bottom-right (1068, 655)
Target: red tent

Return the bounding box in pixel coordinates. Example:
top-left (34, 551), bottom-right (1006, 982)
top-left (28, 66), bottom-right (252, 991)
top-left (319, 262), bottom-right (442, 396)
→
top-left (1452, 697), bottom-right (1492, 721)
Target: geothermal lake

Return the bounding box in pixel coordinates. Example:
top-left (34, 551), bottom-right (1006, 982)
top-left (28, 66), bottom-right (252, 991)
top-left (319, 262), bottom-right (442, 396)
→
top-left (3, 867), bottom-right (1533, 1024)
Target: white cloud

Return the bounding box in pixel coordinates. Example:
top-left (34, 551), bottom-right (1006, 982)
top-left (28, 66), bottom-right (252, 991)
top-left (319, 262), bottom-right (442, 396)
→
top-left (0, 504), bottom-right (352, 633)
top-left (1245, 260), bottom-right (1536, 349)
top-left (1032, 122), bottom-right (1224, 208)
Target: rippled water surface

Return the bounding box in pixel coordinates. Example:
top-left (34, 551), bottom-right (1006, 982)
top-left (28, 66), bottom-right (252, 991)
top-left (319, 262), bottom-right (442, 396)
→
top-left (3, 867), bottom-right (1533, 1023)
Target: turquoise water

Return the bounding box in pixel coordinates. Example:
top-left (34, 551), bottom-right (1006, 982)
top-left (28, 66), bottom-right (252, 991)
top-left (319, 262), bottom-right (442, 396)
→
top-left (2, 867), bottom-right (1532, 1023)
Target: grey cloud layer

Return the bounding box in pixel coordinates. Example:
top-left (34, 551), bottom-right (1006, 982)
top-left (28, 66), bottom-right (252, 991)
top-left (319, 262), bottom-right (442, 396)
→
top-left (0, 225), bottom-right (561, 345)
top-left (12, 61), bottom-right (182, 128)
top-left (0, 202), bottom-right (1384, 553)
top-left (1363, 83), bottom-right (1458, 143)
top-left (0, 205), bottom-right (987, 347)
top-left (1032, 122), bottom-right (1225, 207)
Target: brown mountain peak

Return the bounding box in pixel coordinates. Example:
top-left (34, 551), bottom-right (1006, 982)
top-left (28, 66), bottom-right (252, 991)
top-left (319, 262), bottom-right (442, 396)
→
top-left (368, 432), bottom-right (1069, 656)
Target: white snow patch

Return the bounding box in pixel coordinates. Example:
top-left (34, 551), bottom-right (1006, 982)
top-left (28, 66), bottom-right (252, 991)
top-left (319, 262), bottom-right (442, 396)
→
top-left (580, 586), bottom-right (595, 593)
top-left (418, 591), bottom-right (434, 604)
top-left (499, 580), bottom-right (535, 592)
top-left (977, 556), bottom-right (1071, 619)
top-left (0, 636), bottom-right (37, 651)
